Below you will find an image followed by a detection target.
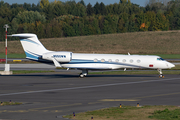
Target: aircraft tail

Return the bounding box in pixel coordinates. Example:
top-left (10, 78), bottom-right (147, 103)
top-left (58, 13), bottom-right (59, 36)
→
top-left (11, 33), bottom-right (49, 60)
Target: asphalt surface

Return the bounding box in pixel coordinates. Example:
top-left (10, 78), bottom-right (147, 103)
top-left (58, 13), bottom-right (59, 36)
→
top-left (0, 64), bottom-right (63, 71)
top-left (0, 72), bottom-right (180, 120)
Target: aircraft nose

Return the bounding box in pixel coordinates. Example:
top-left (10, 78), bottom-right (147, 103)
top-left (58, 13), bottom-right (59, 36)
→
top-left (168, 62), bottom-right (175, 68)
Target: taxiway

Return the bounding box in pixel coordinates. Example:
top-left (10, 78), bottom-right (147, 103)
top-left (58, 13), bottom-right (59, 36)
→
top-left (0, 73), bottom-right (180, 120)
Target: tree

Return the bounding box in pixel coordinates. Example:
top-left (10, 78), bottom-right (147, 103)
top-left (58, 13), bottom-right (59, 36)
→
top-left (73, 2), bottom-right (86, 17)
top-left (103, 20), bottom-right (112, 34)
top-left (117, 18), bottom-right (126, 33)
top-left (86, 3), bottom-right (94, 16)
top-left (127, 0), bottom-right (131, 6)
top-left (120, 0), bottom-right (127, 4)
top-left (12, 11), bottom-right (46, 24)
top-left (43, 3), bottom-right (55, 21)
top-left (62, 22), bottom-right (76, 37)
top-left (113, 3), bottom-right (119, 14)
top-left (94, 2), bottom-right (100, 15)
top-left (79, 0), bottom-right (85, 7)
top-left (51, 19), bottom-right (63, 37)
top-left (40, 0), bottom-right (49, 9)
top-left (23, 3), bottom-right (31, 11)
top-left (53, 2), bottom-right (67, 17)
top-left (118, 12), bottom-right (129, 32)
top-left (99, 2), bottom-right (106, 15)
top-left (106, 4), bottom-right (113, 14)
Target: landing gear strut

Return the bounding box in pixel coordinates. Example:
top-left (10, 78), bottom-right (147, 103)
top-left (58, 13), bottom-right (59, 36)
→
top-left (79, 69), bottom-right (88, 78)
top-left (157, 69), bottom-right (164, 78)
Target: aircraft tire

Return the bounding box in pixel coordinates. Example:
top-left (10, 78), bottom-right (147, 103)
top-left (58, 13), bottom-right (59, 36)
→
top-left (79, 73), bottom-right (85, 78)
top-left (159, 74), bottom-right (164, 78)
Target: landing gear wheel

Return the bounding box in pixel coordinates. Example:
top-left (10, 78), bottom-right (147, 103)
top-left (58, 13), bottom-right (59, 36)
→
top-left (159, 74), bottom-right (164, 78)
top-left (157, 69), bottom-right (164, 78)
top-left (79, 73), bottom-right (85, 78)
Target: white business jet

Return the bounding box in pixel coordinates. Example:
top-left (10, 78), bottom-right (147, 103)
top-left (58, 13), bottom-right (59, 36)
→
top-left (9, 33), bottom-right (175, 78)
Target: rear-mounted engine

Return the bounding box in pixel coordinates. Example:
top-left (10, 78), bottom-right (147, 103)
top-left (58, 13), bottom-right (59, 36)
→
top-left (42, 51), bottom-right (72, 62)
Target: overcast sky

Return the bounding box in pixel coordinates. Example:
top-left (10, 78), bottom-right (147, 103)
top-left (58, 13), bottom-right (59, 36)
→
top-left (4, 0), bottom-right (147, 7)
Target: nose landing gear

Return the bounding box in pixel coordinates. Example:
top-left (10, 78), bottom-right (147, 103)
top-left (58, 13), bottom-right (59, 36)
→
top-left (158, 69), bottom-right (164, 78)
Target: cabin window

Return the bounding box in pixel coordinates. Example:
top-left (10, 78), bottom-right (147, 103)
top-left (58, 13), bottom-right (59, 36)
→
top-left (157, 58), bottom-right (165, 61)
top-left (130, 59), bottom-right (133, 63)
top-left (108, 59), bottom-right (112, 62)
top-left (137, 60), bottom-right (141, 63)
top-left (101, 59), bottom-right (105, 62)
top-left (94, 59), bottom-right (98, 62)
top-left (115, 59), bottom-right (119, 62)
top-left (122, 59), bottom-right (126, 63)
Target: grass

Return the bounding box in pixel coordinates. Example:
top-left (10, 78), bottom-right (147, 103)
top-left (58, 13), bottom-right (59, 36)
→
top-left (0, 61), bottom-right (39, 64)
top-left (1, 31), bottom-right (180, 56)
top-left (64, 105), bottom-right (180, 120)
top-left (0, 101), bottom-right (22, 106)
top-left (171, 65), bottom-right (180, 70)
top-left (0, 53), bottom-right (26, 58)
top-left (12, 70), bottom-right (55, 74)
top-left (149, 108), bottom-right (180, 120)
top-left (89, 70), bottom-right (180, 75)
top-left (156, 54), bottom-right (180, 59)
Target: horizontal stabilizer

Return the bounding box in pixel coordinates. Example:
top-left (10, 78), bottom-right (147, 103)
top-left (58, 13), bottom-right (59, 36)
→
top-left (8, 34), bottom-right (35, 38)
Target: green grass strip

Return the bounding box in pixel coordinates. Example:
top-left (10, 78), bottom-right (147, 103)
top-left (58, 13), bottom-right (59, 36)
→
top-left (156, 54), bottom-right (180, 59)
top-left (64, 105), bottom-right (179, 120)
top-left (89, 70), bottom-right (180, 75)
top-left (149, 108), bottom-right (180, 120)
top-left (0, 53), bottom-right (26, 58)
top-left (12, 70), bottom-right (55, 74)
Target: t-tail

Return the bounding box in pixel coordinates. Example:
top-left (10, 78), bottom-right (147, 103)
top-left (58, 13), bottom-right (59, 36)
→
top-left (10, 33), bottom-right (51, 61)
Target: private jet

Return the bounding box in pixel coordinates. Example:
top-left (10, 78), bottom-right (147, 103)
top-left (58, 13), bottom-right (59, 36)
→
top-left (9, 33), bottom-right (175, 78)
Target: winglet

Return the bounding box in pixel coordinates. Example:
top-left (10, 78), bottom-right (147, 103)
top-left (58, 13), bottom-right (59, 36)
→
top-left (51, 57), bottom-right (61, 68)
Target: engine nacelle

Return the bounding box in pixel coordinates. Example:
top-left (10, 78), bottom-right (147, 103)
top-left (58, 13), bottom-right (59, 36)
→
top-left (42, 51), bottom-right (72, 62)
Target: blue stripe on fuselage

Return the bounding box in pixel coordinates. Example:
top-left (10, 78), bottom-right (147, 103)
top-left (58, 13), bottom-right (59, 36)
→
top-left (25, 51), bottom-right (39, 60)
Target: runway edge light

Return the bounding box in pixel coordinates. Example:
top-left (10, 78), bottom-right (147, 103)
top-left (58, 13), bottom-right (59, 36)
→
top-left (120, 104), bottom-right (122, 108)
top-left (137, 103), bottom-right (140, 107)
top-left (73, 112), bottom-right (75, 118)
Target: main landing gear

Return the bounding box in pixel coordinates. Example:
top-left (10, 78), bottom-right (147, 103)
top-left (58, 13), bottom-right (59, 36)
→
top-left (79, 69), bottom-right (88, 78)
top-left (157, 69), bottom-right (164, 78)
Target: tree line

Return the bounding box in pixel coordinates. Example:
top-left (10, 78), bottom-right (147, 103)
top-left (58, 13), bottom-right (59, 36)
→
top-left (0, 0), bottom-right (179, 40)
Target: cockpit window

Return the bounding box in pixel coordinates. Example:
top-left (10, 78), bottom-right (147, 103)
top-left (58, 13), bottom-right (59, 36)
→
top-left (157, 58), bottom-right (165, 61)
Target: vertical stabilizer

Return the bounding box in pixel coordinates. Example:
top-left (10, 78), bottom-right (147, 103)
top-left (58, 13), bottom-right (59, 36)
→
top-left (11, 33), bottom-right (50, 60)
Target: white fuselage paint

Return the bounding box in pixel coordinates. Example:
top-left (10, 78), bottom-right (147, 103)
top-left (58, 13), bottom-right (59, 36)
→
top-left (59, 53), bottom-right (174, 70)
